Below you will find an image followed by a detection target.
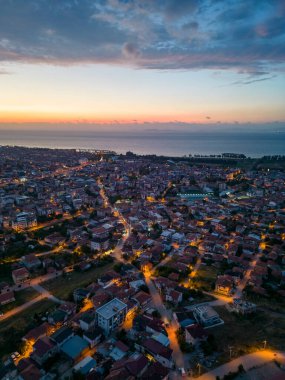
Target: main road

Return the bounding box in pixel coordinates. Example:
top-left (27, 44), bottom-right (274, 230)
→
top-left (98, 178), bottom-right (131, 263)
top-left (196, 350), bottom-right (285, 380)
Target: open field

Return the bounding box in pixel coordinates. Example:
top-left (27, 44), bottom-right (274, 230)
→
top-left (0, 299), bottom-right (55, 359)
top-left (0, 287), bottom-right (39, 313)
top-left (211, 306), bottom-right (285, 364)
top-left (190, 264), bottom-right (219, 292)
top-left (43, 262), bottom-right (114, 300)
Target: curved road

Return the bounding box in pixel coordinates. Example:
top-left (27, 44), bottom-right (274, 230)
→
top-left (196, 350), bottom-right (285, 380)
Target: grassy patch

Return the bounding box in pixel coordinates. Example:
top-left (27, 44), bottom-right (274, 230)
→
top-left (189, 264), bottom-right (219, 291)
top-left (211, 306), bottom-right (285, 364)
top-left (0, 300), bottom-right (55, 359)
top-left (43, 262), bottom-right (114, 300)
top-left (0, 287), bottom-right (39, 313)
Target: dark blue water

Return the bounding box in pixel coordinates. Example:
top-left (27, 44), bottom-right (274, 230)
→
top-left (0, 128), bottom-right (284, 157)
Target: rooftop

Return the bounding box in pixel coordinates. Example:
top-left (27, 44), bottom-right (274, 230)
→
top-left (96, 298), bottom-right (127, 320)
top-left (61, 335), bottom-right (89, 360)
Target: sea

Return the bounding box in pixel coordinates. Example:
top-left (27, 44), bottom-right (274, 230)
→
top-left (0, 128), bottom-right (284, 157)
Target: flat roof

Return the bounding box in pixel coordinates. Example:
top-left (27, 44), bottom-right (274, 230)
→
top-left (195, 305), bottom-right (218, 319)
top-left (96, 298), bottom-right (127, 320)
top-left (61, 335), bottom-right (88, 359)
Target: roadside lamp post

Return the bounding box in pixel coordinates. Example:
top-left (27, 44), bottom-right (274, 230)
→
top-left (229, 346), bottom-right (234, 359)
top-left (197, 363), bottom-right (201, 376)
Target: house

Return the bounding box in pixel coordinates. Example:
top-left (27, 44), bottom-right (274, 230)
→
top-left (73, 288), bottom-right (90, 303)
top-left (58, 302), bottom-right (77, 316)
top-left (31, 336), bottom-right (57, 365)
top-left (215, 275), bottom-right (234, 295)
top-left (193, 305), bottom-right (223, 327)
top-left (23, 322), bottom-right (52, 344)
top-left (83, 327), bottom-right (103, 347)
top-left (97, 271), bottom-right (121, 287)
top-left (12, 212), bottom-right (37, 231)
top-left (132, 291), bottom-right (152, 307)
top-left (44, 233), bottom-right (65, 246)
top-left (48, 309), bottom-right (68, 325)
top-left (18, 360), bottom-right (44, 380)
top-left (12, 267), bottom-right (29, 284)
top-left (165, 290), bottom-right (182, 305)
top-left (96, 298), bottom-right (127, 335)
top-left (173, 311), bottom-right (195, 328)
top-left (109, 341), bottom-right (129, 361)
top-left (91, 237), bottom-right (109, 251)
top-left (134, 314), bottom-right (165, 334)
top-left (79, 312), bottom-right (96, 332)
top-left (185, 324), bottom-right (208, 345)
top-left (141, 361), bottom-right (169, 380)
top-left (0, 282), bottom-right (10, 294)
top-left (139, 338), bottom-right (173, 368)
top-left (21, 254), bottom-right (41, 270)
top-left (0, 290), bottom-right (15, 306)
top-left (50, 326), bottom-right (74, 347)
top-left (152, 332), bottom-right (170, 347)
top-left (107, 353), bottom-right (149, 379)
top-left (73, 356), bottom-right (97, 376)
top-left (60, 335), bottom-right (89, 362)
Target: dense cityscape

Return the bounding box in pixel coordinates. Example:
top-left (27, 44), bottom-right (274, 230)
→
top-left (0, 146), bottom-right (284, 379)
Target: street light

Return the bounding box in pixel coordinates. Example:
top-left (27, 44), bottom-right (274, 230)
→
top-left (263, 340), bottom-right (267, 349)
top-left (229, 346), bottom-right (234, 359)
top-left (197, 363), bottom-right (202, 376)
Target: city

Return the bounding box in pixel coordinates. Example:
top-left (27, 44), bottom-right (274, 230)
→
top-left (0, 146), bottom-right (284, 379)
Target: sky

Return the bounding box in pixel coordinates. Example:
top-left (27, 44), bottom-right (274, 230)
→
top-left (0, 0), bottom-right (285, 127)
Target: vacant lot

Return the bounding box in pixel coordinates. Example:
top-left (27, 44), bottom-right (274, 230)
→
top-left (211, 306), bottom-right (285, 364)
top-left (190, 264), bottom-right (219, 291)
top-left (0, 299), bottom-right (54, 359)
top-left (43, 262), bottom-right (114, 300)
top-left (0, 287), bottom-right (39, 313)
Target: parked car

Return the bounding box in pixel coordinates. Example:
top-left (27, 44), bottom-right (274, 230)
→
top-left (179, 368), bottom-right (187, 377)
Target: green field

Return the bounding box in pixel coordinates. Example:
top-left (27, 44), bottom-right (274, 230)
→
top-left (0, 299), bottom-right (55, 359)
top-left (0, 287), bottom-right (39, 314)
top-left (43, 262), bottom-right (114, 300)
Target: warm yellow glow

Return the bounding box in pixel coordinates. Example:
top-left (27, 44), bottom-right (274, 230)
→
top-left (80, 298), bottom-right (94, 312)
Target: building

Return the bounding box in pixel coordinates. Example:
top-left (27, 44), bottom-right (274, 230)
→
top-left (91, 237), bottom-right (109, 251)
top-left (0, 291), bottom-right (15, 306)
top-left (60, 335), bottom-right (89, 362)
top-left (21, 254), bottom-right (41, 270)
top-left (231, 298), bottom-right (257, 315)
top-left (185, 324), bottom-right (208, 346)
top-left (12, 267), bottom-right (29, 284)
top-left (215, 275), bottom-right (234, 295)
top-left (73, 356), bottom-right (97, 376)
top-left (31, 336), bottom-right (57, 365)
top-left (12, 212), bottom-right (37, 231)
top-left (193, 305), bottom-right (223, 327)
top-left (96, 298), bottom-right (127, 335)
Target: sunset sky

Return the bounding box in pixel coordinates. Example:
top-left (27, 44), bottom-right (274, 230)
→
top-left (0, 0), bottom-right (285, 126)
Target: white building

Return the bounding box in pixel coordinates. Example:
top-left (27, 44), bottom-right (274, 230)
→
top-left (96, 298), bottom-right (127, 335)
top-left (193, 305), bottom-right (223, 327)
top-left (12, 212), bottom-right (37, 231)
